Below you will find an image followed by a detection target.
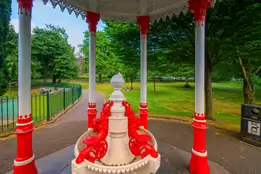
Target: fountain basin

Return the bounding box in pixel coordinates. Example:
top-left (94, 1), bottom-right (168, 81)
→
top-left (72, 127), bottom-right (160, 174)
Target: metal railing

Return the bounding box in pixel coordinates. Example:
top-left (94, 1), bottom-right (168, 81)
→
top-left (0, 85), bottom-right (82, 132)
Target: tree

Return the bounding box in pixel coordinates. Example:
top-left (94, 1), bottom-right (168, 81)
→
top-left (4, 25), bottom-right (18, 84)
top-left (223, 1), bottom-right (261, 104)
top-left (173, 63), bottom-right (195, 88)
top-left (105, 23), bottom-right (140, 81)
top-left (81, 31), bottom-right (120, 82)
top-left (32, 25), bottom-right (78, 83)
top-left (0, 0), bottom-right (12, 96)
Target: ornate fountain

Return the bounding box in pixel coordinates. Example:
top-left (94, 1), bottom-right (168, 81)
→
top-left (71, 73), bottom-right (160, 174)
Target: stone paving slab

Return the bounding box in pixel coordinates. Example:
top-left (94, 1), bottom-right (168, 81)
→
top-left (6, 142), bottom-right (229, 174)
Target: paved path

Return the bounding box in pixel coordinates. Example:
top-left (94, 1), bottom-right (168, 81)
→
top-left (1, 90), bottom-right (261, 174)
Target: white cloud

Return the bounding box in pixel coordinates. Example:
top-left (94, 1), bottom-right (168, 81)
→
top-left (10, 18), bottom-right (37, 34)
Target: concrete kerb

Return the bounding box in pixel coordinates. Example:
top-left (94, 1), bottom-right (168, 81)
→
top-left (0, 96), bottom-right (84, 141)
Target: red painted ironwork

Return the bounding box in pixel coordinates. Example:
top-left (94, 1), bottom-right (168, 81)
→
top-left (190, 112), bottom-right (210, 174)
top-left (188, 0), bottom-right (212, 23)
top-left (139, 103), bottom-right (149, 129)
top-left (137, 16), bottom-right (150, 36)
top-left (14, 113), bottom-right (38, 174)
top-left (18, 0), bottom-right (33, 15)
top-left (76, 102), bottom-right (113, 164)
top-left (86, 11), bottom-right (101, 32)
top-left (123, 101), bottom-right (158, 159)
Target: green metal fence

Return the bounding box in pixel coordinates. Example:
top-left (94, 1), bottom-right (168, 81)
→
top-left (0, 85), bottom-right (82, 132)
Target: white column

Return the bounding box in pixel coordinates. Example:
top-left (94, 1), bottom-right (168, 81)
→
top-left (140, 34), bottom-right (147, 104)
top-left (195, 21), bottom-right (205, 114)
top-left (18, 8), bottom-right (32, 116)
top-left (89, 32), bottom-right (96, 104)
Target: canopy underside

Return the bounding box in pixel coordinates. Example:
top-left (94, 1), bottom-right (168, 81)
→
top-left (42, 0), bottom-right (189, 23)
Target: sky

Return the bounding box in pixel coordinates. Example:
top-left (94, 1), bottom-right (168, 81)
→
top-left (10, 0), bottom-right (105, 53)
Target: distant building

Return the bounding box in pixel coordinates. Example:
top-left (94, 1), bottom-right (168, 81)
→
top-left (75, 53), bottom-right (85, 76)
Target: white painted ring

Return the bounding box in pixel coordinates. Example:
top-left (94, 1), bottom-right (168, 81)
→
top-left (192, 148), bottom-right (207, 157)
top-left (14, 154), bottom-right (35, 166)
top-left (193, 118), bottom-right (206, 123)
top-left (16, 121), bottom-right (33, 126)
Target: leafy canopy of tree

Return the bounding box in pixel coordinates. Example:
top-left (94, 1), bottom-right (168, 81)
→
top-left (32, 25), bottom-right (78, 83)
top-left (0, 0), bottom-right (12, 96)
top-left (81, 31), bottom-right (120, 82)
top-left (105, 23), bottom-right (140, 83)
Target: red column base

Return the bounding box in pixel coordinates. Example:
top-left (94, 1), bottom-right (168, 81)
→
top-left (14, 159), bottom-right (38, 174)
top-left (139, 103), bottom-right (148, 129)
top-left (87, 103), bottom-right (97, 129)
top-left (190, 152), bottom-right (210, 174)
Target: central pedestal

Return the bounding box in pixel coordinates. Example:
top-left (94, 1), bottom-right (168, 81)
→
top-left (101, 117), bottom-right (135, 165)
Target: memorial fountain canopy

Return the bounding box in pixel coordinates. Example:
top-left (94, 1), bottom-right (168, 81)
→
top-left (42, 0), bottom-right (193, 23)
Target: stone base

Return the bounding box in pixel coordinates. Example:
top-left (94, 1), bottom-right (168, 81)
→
top-left (71, 155), bottom-right (160, 174)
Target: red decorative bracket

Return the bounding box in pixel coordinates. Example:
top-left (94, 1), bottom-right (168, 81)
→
top-left (123, 101), bottom-right (158, 159)
top-left (86, 11), bottom-right (101, 32)
top-left (18, 0), bottom-right (33, 15)
top-left (137, 16), bottom-right (150, 36)
top-left (76, 102), bottom-right (113, 164)
top-left (188, 0), bottom-right (212, 23)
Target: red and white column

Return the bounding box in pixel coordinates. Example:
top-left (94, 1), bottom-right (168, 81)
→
top-left (86, 12), bottom-right (100, 129)
top-left (189, 1), bottom-right (212, 174)
top-left (137, 16), bottom-right (150, 130)
top-left (14, 0), bottom-right (38, 174)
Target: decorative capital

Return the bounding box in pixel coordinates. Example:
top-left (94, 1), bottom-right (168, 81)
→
top-left (18, 0), bottom-right (33, 15)
top-left (86, 11), bottom-right (101, 32)
top-left (188, 0), bottom-right (212, 23)
top-left (137, 16), bottom-right (150, 36)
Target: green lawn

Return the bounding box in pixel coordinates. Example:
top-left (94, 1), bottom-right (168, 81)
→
top-left (69, 79), bottom-right (261, 132)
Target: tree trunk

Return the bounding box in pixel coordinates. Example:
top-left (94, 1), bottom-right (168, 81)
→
top-left (52, 76), bottom-right (57, 84)
top-left (184, 78), bottom-right (190, 88)
top-left (238, 58), bottom-right (255, 104)
top-left (153, 77), bottom-right (156, 94)
top-left (130, 78), bottom-right (133, 89)
top-left (205, 54), bottom-right (216, 120)
top-left (99, 73), bottom-right (102, 82)
top-left (43, 70), bottom-right (47, 83)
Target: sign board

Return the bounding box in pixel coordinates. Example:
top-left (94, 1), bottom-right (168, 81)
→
top-left (248, 121), bottom-right (261, 136)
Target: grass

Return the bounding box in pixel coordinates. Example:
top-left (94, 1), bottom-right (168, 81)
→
top-left (4, 79), bottom-right (260, 133)
top-left (69, 79), bottom-right (261, 133)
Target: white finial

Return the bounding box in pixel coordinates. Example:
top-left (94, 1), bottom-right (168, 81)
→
top-left (110, 73), bottom-right (125, 102)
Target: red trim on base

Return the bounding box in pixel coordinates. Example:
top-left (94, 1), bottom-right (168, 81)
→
top-left (14, 159), bottom-right (37, 174)
top-left (87, 103), bottom-right (97, 129)
top-left (190, 153), bottom-right (210, 174)
top-left (14, 113), bottom-right (38, 173)
top-left (137, 16), bottom-right (150, 36)
top-left (17, 113), bottom-right (33, 124)
top-left (190, 112), bottom-right (209, 174)
top-left (86, 11), bottom-right (100, 32)
top-left (139, 103), bottom-right (148, 129)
